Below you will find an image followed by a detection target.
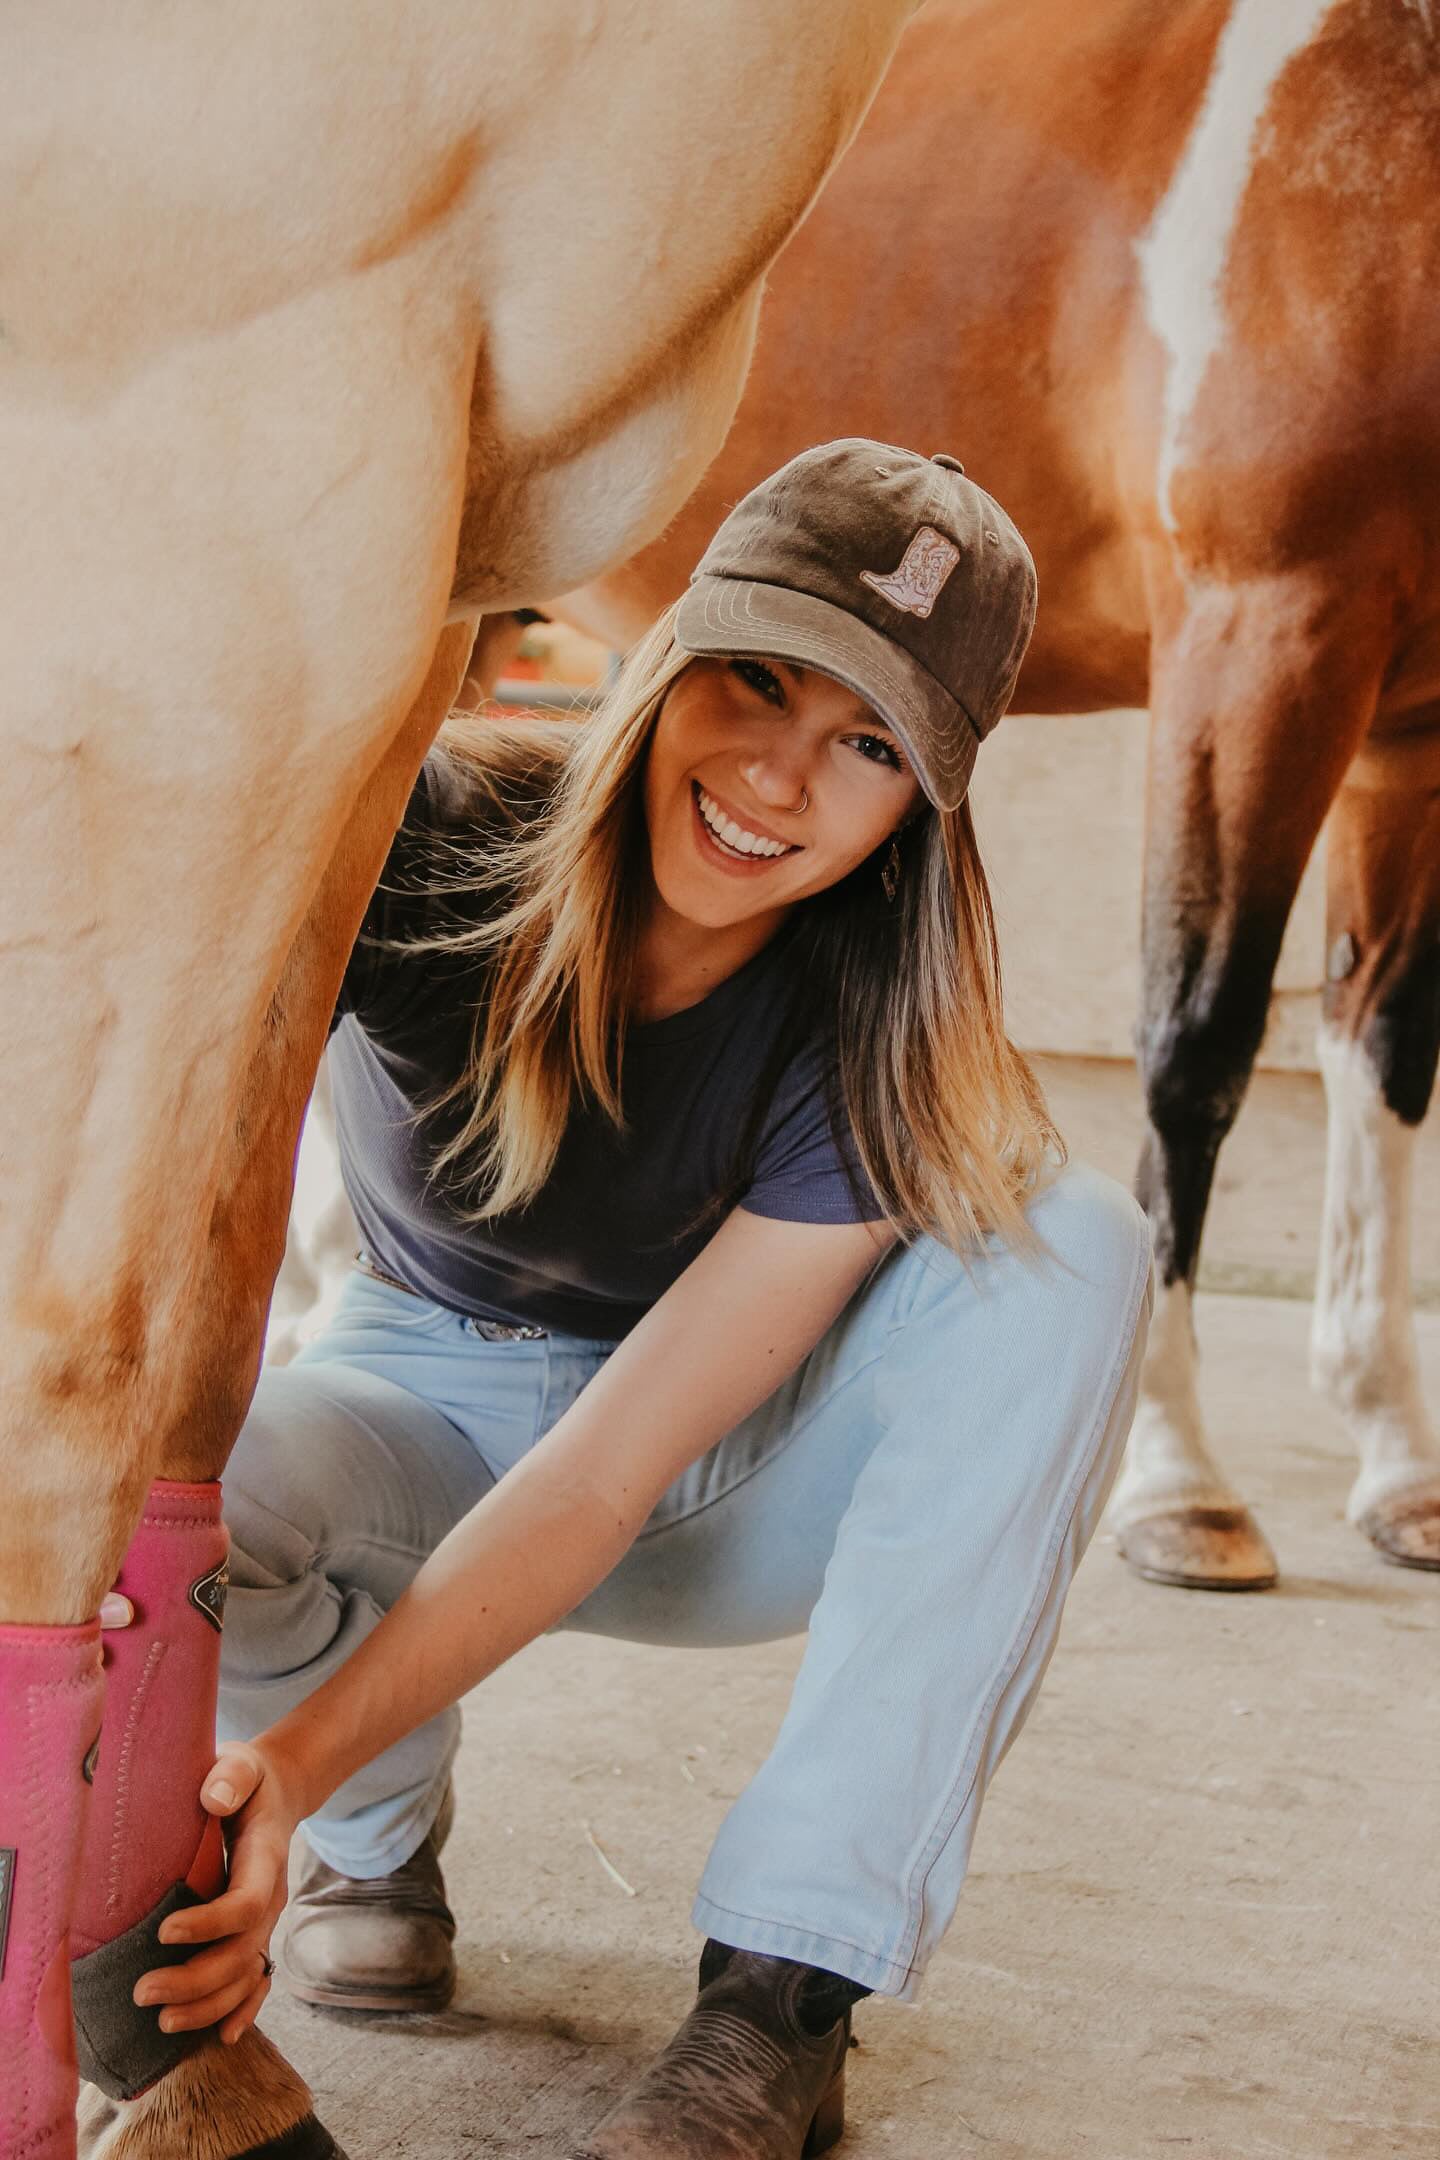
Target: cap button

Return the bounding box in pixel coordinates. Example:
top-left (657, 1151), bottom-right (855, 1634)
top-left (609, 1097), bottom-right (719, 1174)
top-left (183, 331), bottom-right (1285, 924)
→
top-left (931, 453), bottom-right (965, 474)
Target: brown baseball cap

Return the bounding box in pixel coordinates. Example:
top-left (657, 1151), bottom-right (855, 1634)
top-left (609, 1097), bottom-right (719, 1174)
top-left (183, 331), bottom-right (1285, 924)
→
top-left (674, 438), bottom-right (1036, 810)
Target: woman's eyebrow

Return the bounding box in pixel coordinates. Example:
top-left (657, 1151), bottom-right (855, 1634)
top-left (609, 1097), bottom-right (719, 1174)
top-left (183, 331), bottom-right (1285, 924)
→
top-left (784, 664), bottom-right (900, 741)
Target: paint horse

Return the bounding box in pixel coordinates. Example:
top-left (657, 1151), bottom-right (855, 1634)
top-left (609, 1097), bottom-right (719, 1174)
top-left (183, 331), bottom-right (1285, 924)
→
top-left (0, 6), bottom-right (920, 2156)
top-left (554, 0), bottom-right (1440, 1591)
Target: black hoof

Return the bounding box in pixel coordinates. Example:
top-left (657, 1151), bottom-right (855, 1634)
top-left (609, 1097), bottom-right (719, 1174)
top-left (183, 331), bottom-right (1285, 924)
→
top-left (237, 2119), bottom-right (349, 2160)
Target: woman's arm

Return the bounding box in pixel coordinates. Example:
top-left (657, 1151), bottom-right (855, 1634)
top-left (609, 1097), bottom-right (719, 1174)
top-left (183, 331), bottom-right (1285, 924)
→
top-left (277, 1206), bottom-right (891, 1806)
top-left (141, 1208), bottom-right (893, 2034)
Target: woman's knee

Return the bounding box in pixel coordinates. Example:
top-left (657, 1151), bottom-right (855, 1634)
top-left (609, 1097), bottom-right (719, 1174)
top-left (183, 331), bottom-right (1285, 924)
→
top-left (223, 1359), bottom-right (486, 1609)
top-left (1009, 1164), bottom-right (1154, 1468)
top-left (1026, 1159), bottom-right (1154, 1322)
top-left (882, 1162), bottom-right (1153, 1454)
top-left (898, 1159), bottom-right (1150, 1334)
top-left (222, 1366), bottom-right (347, 1590)
top-left (220, 1363), bottom-right (447, 1698)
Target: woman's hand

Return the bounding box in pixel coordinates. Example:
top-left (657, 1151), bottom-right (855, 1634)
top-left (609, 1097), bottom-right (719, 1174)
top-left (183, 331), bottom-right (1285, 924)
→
top-left (131, 1740), bottom-right (303, 2047)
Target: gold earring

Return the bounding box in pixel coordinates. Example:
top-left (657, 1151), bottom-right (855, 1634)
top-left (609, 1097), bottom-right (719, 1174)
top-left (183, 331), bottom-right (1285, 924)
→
top-left (881, 836), bottom-right (901, 904)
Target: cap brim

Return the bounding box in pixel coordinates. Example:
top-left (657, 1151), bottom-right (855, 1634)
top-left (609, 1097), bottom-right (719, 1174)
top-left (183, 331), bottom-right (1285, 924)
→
top-left (674, 574), bottom-right (978, 810)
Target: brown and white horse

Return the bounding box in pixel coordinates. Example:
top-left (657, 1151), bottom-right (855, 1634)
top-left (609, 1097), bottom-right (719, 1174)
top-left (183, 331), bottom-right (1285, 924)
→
top-left (0, 7), bottom-right (921, 2156)
top-left (553, 0), bottom-right (1440, 1591)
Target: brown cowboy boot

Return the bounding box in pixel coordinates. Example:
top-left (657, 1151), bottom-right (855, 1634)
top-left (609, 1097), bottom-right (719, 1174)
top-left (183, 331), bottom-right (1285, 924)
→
top-left (281, 1782), bottom-right (457, 2012)
top-left (573, 1940), bottom-right (869, 2158)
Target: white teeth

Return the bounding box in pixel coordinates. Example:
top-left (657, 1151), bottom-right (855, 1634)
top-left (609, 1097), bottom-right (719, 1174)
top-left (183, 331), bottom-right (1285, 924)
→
top-left (696, 787), bottom-right (792, 860)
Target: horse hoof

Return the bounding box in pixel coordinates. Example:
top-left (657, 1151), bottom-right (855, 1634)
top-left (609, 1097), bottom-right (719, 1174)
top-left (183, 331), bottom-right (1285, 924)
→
top-left (81, 2099), bottom-right (348, 2160)
top-left (237, 2120), bottom-right (351, 2160)
top-left (1117, 1504), bottom-right (1278, 1590)
top-left (1357, 1478), bottom-right (1440, 1570)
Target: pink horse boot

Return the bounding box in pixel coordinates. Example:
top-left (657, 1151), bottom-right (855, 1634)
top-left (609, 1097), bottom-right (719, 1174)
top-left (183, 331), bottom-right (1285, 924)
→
top-left (0, 1620), bottom-right (105, 2160)
top-left (70, 1480), bottom-right (346, 2157)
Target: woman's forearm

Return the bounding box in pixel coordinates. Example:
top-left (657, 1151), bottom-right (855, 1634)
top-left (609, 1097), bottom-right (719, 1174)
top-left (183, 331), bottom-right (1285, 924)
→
top-left (259, 1428), bottom-right (644, 1818)
top-left (254, 1215), bottom-right (889, 1822)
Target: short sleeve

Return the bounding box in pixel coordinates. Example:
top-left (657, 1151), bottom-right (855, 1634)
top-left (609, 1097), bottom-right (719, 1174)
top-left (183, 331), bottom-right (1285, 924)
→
top-left (742, 1046), bottom-right (885, 1225)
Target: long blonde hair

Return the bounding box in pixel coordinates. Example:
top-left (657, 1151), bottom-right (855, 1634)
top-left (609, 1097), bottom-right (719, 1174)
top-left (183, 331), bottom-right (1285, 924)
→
top-left (406, 604), bottom-right (1062, 1254)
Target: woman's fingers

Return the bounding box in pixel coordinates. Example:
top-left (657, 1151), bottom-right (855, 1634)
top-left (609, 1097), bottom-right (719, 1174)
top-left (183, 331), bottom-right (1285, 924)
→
top-left (135, 1935), bottom-right (265, 2010)
top-left (219, 1977), bottom-right (271, 2048)
top-left (157, 1839), bottom-right (285, 1949)
top-left (200, 1742), bottom-right (267, 1817)
top-left (99, 1592), bottom-right (134, 1629)
top-left (145, 1734), bottom-right (299, 1968)
top-left (151, 1966), bottom-right (263, 2037)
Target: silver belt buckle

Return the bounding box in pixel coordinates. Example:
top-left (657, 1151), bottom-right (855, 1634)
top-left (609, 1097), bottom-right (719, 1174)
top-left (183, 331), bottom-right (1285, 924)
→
top-left (467, 1317), bottom-right (548, 1342)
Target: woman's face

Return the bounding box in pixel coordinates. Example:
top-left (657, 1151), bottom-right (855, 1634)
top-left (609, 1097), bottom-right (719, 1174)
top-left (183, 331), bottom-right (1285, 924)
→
top-left (643, 657), bottom-right (926, 931)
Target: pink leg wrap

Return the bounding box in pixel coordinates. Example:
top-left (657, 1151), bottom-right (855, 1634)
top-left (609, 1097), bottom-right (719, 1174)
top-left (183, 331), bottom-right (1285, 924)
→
top-left (0, 1621), bottom-right (104, 2160)
top-left (70, 1480), bottom-right (230, 2100)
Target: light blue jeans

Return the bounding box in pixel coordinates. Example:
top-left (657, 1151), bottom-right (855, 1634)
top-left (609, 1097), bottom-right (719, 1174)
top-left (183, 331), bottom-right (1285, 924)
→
top-left (219, 1159), bottom-right (1152, 2001)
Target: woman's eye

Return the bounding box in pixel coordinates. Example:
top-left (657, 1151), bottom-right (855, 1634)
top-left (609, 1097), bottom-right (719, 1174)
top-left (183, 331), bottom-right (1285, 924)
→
top-left (850, 733), bottom-right (904, 770)
top-left (731, 659), bottom-right (784, 705)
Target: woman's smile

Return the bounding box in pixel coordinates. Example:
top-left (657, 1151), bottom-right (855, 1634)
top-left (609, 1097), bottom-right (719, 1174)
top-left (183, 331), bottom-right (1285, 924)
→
top-left (644, 657), bottom-right (923, 949)
top-left (690, 781), bottom-right (803, 874)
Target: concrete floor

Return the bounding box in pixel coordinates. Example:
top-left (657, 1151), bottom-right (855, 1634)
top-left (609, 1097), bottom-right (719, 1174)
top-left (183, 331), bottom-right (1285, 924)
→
top-left (262, 1063), bottom-right (1440, 2158)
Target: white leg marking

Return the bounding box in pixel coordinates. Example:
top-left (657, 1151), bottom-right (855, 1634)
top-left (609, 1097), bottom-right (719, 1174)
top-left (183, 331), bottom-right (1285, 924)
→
top-left (1137, 0), bottom-right (1339, 534)
top-left (1312, 1025), bottom-right (1439, 1519)
top-left (1107, 1275), bottom-right (1240, 1528)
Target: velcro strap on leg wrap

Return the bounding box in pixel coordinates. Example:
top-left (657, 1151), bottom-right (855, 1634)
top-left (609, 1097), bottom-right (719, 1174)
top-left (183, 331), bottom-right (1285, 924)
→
top-left (70, 1880), bottom-right (206, 2101)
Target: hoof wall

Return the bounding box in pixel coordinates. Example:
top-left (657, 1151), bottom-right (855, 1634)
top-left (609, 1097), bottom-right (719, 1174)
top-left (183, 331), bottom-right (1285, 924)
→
top-left (82, 2104), bottom-right (347, 2160)
top-left (1358, 1479), bottom-right (1440, 1571)
top-left (1118, 1505), bottom-right (1278, 1591)
top-left (238, 2117), bottom-right (350, 2160)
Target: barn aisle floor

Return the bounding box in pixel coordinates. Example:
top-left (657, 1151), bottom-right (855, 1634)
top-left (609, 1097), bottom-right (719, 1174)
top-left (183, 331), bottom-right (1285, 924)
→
top-left (260, 1065), bottom-right (1439, 2158)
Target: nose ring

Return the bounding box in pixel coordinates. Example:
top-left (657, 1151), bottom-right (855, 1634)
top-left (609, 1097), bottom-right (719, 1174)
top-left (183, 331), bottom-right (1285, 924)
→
top-left (795, 789), bottom-right (809, 815)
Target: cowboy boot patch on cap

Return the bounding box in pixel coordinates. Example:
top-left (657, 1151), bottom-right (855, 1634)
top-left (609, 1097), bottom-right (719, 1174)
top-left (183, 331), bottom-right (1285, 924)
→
top-left (859, 525), bottom-right (960, 618)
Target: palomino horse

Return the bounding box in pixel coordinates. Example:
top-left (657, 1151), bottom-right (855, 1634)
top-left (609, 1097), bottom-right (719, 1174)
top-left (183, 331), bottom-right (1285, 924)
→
top-left (0, 7), bottom-right (921, 2156)
top-left (553, 0), bottom-right (1440, 1591)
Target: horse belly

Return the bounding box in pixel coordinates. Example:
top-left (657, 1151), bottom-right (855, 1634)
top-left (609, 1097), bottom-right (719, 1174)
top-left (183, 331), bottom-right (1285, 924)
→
top-left (450, 283), bottom-right (765, 613)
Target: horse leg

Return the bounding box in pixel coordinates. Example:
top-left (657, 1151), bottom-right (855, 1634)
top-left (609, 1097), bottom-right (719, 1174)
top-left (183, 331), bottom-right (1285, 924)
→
top-left (0, 1624), bottom-right (104, 2159)
top-left (456, 609), bottom-right (531, 711)
top-left (0, 264), bottom-right (477, 2160)
top-left (1310, 713), bottom-right (1440, 1567)
top-left (69, 1486), bottom-right (321, 2160)
top-left (1109, 577), bottom-right (1383, 1588)
top-left (269, 602), bottom-right (537, 1370)
top-left (265, 604), bottom-right (525, 1369)
top-left (68, 622), bottom-right (477, 2160)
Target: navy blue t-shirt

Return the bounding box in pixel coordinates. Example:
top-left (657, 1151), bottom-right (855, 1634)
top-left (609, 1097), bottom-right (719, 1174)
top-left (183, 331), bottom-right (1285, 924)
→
top-left (328, 749), bottom-right (882, 1339)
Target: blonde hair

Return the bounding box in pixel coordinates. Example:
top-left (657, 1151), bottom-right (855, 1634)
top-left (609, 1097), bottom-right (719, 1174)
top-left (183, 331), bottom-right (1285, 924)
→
top-left (406, 604), bottom-right (1063, 1254)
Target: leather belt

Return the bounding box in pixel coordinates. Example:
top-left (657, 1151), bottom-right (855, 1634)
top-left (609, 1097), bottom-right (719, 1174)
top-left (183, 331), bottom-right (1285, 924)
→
top-left (353, 1253), bottom-right (416, 1296)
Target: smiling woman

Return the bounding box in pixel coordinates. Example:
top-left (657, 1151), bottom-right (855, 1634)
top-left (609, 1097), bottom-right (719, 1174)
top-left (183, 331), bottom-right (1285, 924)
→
top-left (644, 657), bottom-right (921, 965)
top-left (140, 442), bottom-right (1154, 2160)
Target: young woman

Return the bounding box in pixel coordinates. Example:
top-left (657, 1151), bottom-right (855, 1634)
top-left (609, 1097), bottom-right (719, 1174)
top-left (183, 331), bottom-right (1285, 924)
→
top-left (137, 441), bottom-right (1153, 2158)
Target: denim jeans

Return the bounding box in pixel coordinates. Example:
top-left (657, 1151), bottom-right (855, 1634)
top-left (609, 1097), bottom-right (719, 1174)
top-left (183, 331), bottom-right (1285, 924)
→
top-left (218, 1158), bottom-right (1152, 2000)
